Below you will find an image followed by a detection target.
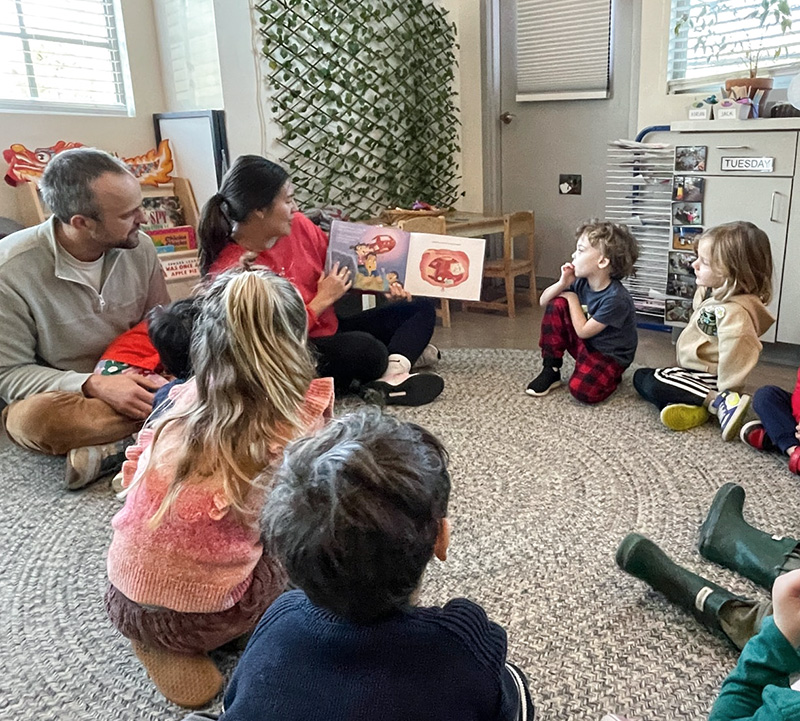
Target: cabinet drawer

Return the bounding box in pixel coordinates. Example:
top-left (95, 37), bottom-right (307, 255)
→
top-left (674, 131), bottom-right (797, 176)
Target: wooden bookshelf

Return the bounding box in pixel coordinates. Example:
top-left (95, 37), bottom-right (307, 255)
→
top-left (16, 175), bottom-right (199, 229)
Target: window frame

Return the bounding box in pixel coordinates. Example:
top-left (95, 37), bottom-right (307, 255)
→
top-left (0, 0), bottom-right (135, 116)
top-left (667, 0), bottom-right (800, 94)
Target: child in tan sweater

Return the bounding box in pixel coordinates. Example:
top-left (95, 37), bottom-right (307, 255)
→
top-left (634, 221), bottom-right (774, 441)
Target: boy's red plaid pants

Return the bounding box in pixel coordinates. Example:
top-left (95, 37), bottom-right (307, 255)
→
top-left (539, 296), bottom-right (626, 404)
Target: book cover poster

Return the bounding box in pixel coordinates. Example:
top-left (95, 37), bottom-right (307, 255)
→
top-left (158, 250), bottom-right (199, 280)
top-left (328, 221), bottom-right (410, 292)
top-left (141, 195), bottom-right (185, 231)
top-left (403, 234), bottom-right (486, 301)
top-left (147, 225), bottom-right (196, 252)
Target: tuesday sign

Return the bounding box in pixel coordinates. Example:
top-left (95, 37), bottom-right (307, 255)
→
top-left (720, 156), bottom-right (774, 172)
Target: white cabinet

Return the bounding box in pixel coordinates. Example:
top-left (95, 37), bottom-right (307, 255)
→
top-left (648, 123), bottom-right (800, 345)
top-left (779, 149), bottom-right (800, 344)
top-left (702, 175), bottom-right (791, 344)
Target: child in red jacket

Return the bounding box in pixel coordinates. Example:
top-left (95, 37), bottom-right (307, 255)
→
top-left (740, 367), bottom-right (800, 475)
top-left (94, 297), bottom-right (198, 383)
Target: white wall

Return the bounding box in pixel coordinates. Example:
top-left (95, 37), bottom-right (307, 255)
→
top-left (637, 0), bottom-right (710, 129)
top-left (440, 0), bottom-right (484, 212)
top-left (212, 0), bottom-right (276, 160)
top-left (0, 0), bottom-right (167, 223)
top-left (153, 0), bottom-right (224, 112)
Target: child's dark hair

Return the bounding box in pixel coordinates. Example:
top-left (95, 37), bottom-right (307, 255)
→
top-left (576, 219), bottom-right (639, 280)
top-left (147, 298), bottom-right (199, 379)
top-left (262, 408), bottom-right (451, 623)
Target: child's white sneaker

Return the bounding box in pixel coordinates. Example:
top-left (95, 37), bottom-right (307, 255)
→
top-left (65, 436), bottom-right (134, 490)
top-left (710, 390), bottom-right (751, 442)
top-left (411, 344), bottom-right (442, 371)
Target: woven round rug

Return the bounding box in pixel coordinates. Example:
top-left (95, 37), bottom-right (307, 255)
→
top-left (2, 347), bottom-right (798, 720)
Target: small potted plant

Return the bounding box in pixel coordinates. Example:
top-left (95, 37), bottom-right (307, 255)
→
top-left (674, 0), bottom-right (793, 117)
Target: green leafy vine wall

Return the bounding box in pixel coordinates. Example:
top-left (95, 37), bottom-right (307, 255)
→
top-left (256, 0), bottom-right (460, 218)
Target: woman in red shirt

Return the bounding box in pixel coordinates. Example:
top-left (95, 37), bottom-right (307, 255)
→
top-left (198, 155), bottom-right (443, 406)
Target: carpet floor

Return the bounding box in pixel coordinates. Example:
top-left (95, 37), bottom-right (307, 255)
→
top-left (2, 347), bottom-right (799, 720)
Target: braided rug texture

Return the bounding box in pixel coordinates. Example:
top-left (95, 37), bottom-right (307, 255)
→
top-left (2, 347), bottom-right (799, 720)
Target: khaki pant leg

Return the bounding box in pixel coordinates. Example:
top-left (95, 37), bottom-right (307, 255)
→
top-left (719, 599), bottom-right (774, 650)
top-left (2, 391), bottom-right (141, 455)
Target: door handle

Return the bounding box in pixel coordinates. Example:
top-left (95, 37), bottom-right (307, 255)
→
top-left (500, 111), bottom-right (516, 125)
top-left (716, 145), bottom-right (751, 149)
top-left (770, 191), bottom-right (782, 222)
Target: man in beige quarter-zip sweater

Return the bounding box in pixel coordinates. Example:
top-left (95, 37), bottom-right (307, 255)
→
top-left (0, 148), bottom-right (169, 487)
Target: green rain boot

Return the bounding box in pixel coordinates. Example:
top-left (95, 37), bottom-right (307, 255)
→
top-left (698, 483), bottom-right (799, 591)
top-left (616, 533), bottom-right (746, 640)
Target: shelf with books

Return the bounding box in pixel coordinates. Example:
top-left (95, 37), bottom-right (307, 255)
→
top-left (140, 178), bottom-right (200, 283)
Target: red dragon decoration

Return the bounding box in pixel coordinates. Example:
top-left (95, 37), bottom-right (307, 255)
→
top-left (3, 139), bottom-right (174, 187)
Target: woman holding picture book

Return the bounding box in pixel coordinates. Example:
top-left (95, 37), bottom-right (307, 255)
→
top-left (197, 154), bottom-right (443, 406)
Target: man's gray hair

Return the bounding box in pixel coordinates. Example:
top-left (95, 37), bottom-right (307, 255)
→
top-left (39, 148), bottom-right (132, 224)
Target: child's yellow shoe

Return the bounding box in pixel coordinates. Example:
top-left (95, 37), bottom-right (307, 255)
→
top-left (660, 403), bottom-right (710, 431)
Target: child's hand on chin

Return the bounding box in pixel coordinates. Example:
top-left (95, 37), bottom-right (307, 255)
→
top-left (772, 568), bottom-right (800, 647)
top-left (560, 262), bottom-right (576, 286)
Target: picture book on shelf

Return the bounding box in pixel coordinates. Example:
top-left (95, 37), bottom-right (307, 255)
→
top-left (147, 225), bottom-right (197, 253)
top-left (326, 220), bottom-right (486, 301)
top-left (141, 195), bottom-right (185, 231)
top-left (158, 249), bottom-right (200, 280)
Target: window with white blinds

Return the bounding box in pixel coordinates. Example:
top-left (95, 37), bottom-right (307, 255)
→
top-left (0, 0), bottom-right (133, 115)
top-left (515, 0), bottom-right (612, 102)
top-left (669, 0), bottom-right (800, 92)
top-left (152, 0), bottom-right (223, 112)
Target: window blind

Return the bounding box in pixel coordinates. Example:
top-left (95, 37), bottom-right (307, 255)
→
top-left (669, 0), bottom-right (800, 92)
top-left (0, 0), bottom-right (133, 115)
top-left (515, 0), bottom-right (612, 102)
top-left (153, 0), bottom-right (223, 112)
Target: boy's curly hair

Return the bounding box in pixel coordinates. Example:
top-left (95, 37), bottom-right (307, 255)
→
top-left (576, 220), bottom-right (639, 280)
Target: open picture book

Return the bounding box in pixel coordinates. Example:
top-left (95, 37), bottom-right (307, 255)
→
top-left (326, 220), bottom-right (486, 301)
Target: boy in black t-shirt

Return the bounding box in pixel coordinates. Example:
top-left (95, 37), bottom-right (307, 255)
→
top-left (526, 220), bottom-right (639, 404)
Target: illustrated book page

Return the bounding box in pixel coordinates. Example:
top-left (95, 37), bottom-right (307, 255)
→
top-left (326, 221), bottom-right (485, 300)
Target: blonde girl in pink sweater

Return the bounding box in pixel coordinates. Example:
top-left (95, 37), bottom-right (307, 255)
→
top-left (105, 267), bottom-right (334, 709)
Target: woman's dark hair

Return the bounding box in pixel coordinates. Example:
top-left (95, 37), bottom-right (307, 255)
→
top-left (262, 408), bottom-right (451, 623)
top-left (198, 155), bottom-right (290, 274)
top-left (146, 298), bottom-right (200, 379)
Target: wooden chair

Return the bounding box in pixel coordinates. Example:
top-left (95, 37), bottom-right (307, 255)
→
top-left (467, 211), bottom-right (536, 319)
top-left (397, 215), bottom-right (452, 328)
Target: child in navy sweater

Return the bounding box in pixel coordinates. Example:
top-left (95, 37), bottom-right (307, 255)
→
top-left (187, 408), bottom-right (534, 721)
